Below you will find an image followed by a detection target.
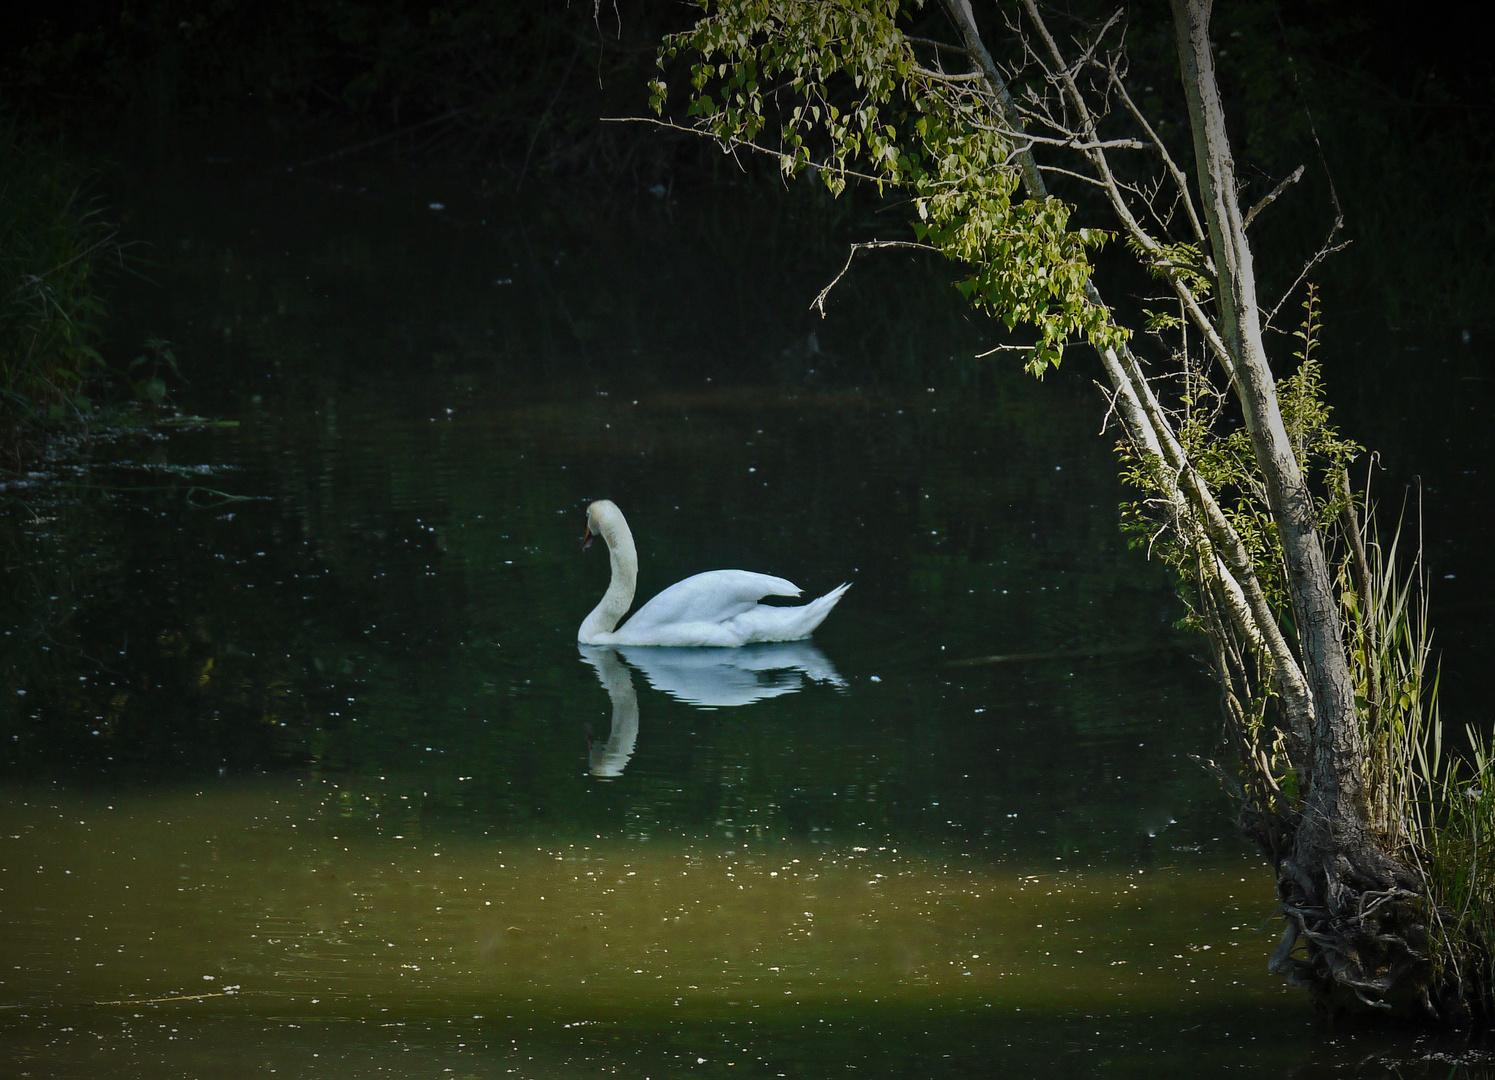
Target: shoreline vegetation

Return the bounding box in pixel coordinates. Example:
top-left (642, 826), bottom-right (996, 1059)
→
top-left (0, 127), bottom-right (120, 465)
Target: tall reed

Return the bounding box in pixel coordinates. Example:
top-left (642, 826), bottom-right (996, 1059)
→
top-left (1344, 481), bottom-right (1495, 1007)
top-left (1, 127), bottom-right (118, 443)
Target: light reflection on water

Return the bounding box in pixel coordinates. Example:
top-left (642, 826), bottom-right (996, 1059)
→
top-left (0, 784), bottom-right (1278, 1012)
top-left (1, 781), bottom-right (1320, 1078)
top-left (580, 643), bottom-right (846, 776)
top-left (605, 643), bottom-right (847, 709)
top-left (6, 784), bottom-right (1485, 1077)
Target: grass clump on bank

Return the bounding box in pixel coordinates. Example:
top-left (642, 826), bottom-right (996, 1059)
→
top-left (1, 127), bottom-right (119, 461)
top-left (1343, 491), bottom-right (1495, 1015)
top-left (1418, 721), bottom-right (1495, 1014)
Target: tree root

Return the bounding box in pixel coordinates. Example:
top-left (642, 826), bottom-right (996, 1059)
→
top-left (1261, 820), bottom-right (1471, 1021)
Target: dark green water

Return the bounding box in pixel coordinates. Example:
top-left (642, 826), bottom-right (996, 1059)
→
top-left (2, 156), bottom-right (1491, 1076)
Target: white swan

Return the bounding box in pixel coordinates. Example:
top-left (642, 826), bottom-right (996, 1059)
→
top-left (578, 500), bottom-right (850, 648)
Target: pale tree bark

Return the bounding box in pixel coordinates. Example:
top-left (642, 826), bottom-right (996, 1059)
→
top-left (656, 0), bottom-right (1450, 1015)
top-left (654, 0), bottom-right (1483, 1015)
top-left (1169, 0), bottom-right (1364, 836)
top-left (1164, 0), bottom-right (1429, 1015)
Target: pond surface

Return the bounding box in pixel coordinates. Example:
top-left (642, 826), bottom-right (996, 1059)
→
top-left (2, 152), bottom-right (1491, 1076)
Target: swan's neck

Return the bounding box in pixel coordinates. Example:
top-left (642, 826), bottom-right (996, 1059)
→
top-left (579, 513), bottom-right (638, 643)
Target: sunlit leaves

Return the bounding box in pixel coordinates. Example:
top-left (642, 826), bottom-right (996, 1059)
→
top-left (1127, 237), bottom-right (1213, 304)
top-left (1144, 309), bottom-right (1183, 333)
top-left (653, 0), bottom-right (1123, 376)
top-left (1129, 285), bottom-right (1361, 628)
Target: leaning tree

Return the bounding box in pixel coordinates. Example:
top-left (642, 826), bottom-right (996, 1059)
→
top-left (645, 0), bottom-right (1493, 1019)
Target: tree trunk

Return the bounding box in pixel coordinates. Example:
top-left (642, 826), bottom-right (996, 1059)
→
top-left (1172, 0), bottom-right (1435, 1016)
top-left (1171, 0), bottom-right (1361, 828)
top-left (661, 0), bottom-right (1471, 1019)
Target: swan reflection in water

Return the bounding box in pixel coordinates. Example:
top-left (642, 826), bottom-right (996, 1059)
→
top-left (578, 642), bottom-right (847, 777)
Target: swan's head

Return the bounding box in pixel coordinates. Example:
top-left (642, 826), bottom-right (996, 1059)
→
top-left (583, 499), bottom-right (621, 551)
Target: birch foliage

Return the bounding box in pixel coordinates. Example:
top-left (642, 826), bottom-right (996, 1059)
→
top-left (652, 0), bottom-right (1122, 376)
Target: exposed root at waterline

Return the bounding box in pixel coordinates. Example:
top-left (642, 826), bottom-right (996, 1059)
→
top-left (1255, 817), bottom-right (1465, 1021)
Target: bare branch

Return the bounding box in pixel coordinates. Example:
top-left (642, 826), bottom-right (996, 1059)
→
top-left (1019, 1), bottom-right (1237, 381)
top-left (1106, 59), bottom-right (1209, 248)
top-left (903, 34), bottom-right (972, 56)
top-left (1094, 378), bottom-right (1124, 435)
top-left (936, 0), bottom-right (1312, 733)
top-left (811, 240), bottom-right (940, 317)
top-left (1034, 164), bottom-right (1112, 188)
top-left (1264, 216), bottom-right (1347, 330)
top-left (911, 64), bottom-right (987, 83)
top-left (1107, 338), bottom-right (1316, 738)
top-left (1064, 8), bottom-right (1127, 82)
top-left (1244, 165), bottom-right (1305, 231)
top-left (975, 343), bottom-right (1036, 358)
top-left (967, 119), bottom-right (1145, 151)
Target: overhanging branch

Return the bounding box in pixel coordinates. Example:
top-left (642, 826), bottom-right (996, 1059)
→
top-left (810, 240), bottom-right (940, 317)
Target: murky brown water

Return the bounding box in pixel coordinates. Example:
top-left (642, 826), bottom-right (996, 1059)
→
top-left (0, 784), bottom-right (1279, 1013)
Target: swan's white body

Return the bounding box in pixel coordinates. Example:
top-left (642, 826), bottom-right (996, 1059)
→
top-left (578, 500), bottom-right (849, 648)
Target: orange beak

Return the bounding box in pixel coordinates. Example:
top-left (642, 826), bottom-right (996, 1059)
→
top-left (582, 524), bottom-right (594, 551)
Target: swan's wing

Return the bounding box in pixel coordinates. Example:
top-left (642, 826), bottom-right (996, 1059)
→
top-left (728, 582), bottom-right (851, 644)
top-left (621, 569), bottom-right (801, 635)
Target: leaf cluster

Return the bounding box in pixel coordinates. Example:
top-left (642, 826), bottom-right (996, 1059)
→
top-left (653, 0), bottom-right (1124, 376)
top-left (1129, 288), bottom-right (1359, 623)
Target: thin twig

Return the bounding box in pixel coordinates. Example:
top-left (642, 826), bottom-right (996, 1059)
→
top-left (1019, 0), bottom-right (1236, 378)
top-left (600, 116), bottom-right (888, 186)
top-left (1106, 61), bottom-right (1209, 248)
top-left (1034, 164), bottom-right (1116, 189)
top-left (1265, 230), bottom-right (1348, 330)
top-left (1094, 378), bottom-right (1123, 434)
top-left (810, 240), bottom-right (939, 316)
top-left (289, 106), bottom-right (478, 170)
top-left (910, 64), bottom-right (987, 82)
top-left (1063, 8), bottom-right (1126, 82)
top-left (967, 120), bottom-right (1145, 151)
top-left (1244, 165), bottom-right (1305, 231)
top-left (975, 343), bottom-right (1034, 358)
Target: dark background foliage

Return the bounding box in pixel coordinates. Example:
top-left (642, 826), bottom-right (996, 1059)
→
top-left (6, 0), bottom-right (1488, 328)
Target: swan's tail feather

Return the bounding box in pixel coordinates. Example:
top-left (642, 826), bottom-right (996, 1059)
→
top-left (739, 582), bottom-right (851, 643)
top-left (806, 582), bottom-right (852, 627)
